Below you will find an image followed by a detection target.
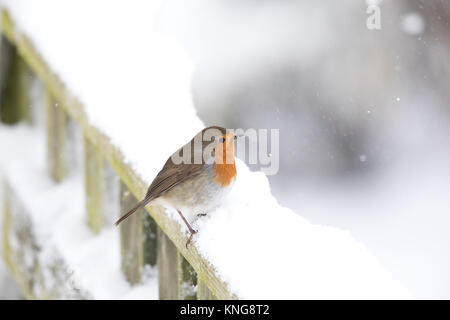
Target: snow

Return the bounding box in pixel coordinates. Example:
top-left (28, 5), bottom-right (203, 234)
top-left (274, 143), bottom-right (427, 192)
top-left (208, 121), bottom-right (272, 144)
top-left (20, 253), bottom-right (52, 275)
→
top-left (401, 12), bottom-right (425, 36)
top-left (282, 98), bottom-right (450, 299)
top-left (194, 160), bottom-right (410, 299)
top-left (0, 0), bottom-right (411, 299)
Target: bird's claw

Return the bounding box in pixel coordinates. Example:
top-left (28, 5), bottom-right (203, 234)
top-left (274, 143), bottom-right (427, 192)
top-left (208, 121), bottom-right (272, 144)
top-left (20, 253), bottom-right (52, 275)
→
top-left (185, 229), bottom-right (198, 249)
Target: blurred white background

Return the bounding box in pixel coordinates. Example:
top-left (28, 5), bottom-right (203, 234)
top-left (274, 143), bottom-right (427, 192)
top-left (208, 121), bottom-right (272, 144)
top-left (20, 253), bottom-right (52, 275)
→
top-left (155, 0), bottom-right (450, 298)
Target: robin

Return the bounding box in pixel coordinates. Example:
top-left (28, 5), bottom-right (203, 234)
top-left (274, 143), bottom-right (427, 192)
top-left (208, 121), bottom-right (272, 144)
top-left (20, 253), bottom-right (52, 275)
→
top-left (115, 126), bottom-right (237, 248)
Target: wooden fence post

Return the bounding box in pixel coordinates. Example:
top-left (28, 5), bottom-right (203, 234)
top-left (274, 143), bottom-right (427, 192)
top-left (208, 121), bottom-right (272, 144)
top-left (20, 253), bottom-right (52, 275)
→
top-left (119, 183), bottom-right (143, 285)
top-left (0, 35), bottom-right (31, 124)
top-left (46, 90), bottom-right (67, 183)
top-left (157, 227), bottom-right (197, 299)
top-left (178, 252), bottom-right (197, 300)
top-left (84, 136), bottom-right (104, 233)
top-left (119, 183), bottom-right (157, 285)
top-left (157, 227), bottom-right (178, 299)
top-left (143, 211), bottom-right (157, 267)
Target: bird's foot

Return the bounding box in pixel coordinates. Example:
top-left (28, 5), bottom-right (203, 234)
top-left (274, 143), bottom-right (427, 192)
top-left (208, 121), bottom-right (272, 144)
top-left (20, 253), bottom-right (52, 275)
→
top-left (197, 213), bottom-right (207, 217)
top-left (185, 229), bottom-right (198, 249)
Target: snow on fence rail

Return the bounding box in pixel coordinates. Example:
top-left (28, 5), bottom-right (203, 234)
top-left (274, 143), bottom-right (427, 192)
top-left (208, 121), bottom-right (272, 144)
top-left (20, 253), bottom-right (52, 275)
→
top-left (0, 8), bottom-right (230, 299)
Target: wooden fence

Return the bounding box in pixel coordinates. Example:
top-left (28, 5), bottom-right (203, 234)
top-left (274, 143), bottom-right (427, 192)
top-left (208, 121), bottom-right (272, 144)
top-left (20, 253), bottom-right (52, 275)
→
top-left (0, 8), bottom-right (233, 300)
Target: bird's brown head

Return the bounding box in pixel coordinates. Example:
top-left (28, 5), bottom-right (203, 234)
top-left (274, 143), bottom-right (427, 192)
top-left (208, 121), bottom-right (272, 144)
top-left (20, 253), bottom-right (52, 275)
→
top-left (175, 125), bottom-right (237, 169)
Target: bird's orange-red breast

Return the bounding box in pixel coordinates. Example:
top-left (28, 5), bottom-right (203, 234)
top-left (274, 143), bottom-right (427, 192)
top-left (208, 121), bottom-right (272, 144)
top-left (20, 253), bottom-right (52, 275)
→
top-left (115, 126), bottom-right (237, 247)
top-left (213, 131), bottom-right (237, 187)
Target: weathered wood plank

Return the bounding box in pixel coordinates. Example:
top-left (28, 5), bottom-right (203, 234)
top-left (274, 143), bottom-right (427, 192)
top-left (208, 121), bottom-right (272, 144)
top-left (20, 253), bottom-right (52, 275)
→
top-left (0, 35), bottom-right (31, 124)
top-left (119, 180), bottom-right (157, 285)
top-left (197, 279), bottom-right (217, 300)
top-left (84, 135), bottom-right (104, 233)
top-left (157, 226), bottom-right (198, 300)
top-left (119, 182), bottom-right (144, 285)
top-left (157, 226), bottom-right (179, 299)
top-left (46, 89), bottom-right (67, 183)
top-left (1, 8), bottom-right (235, 300)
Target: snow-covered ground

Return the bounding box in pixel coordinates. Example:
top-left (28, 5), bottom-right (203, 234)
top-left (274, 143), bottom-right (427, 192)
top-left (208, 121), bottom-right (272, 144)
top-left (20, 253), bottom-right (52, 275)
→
top-left (0, 0), bottom-right (411, 299)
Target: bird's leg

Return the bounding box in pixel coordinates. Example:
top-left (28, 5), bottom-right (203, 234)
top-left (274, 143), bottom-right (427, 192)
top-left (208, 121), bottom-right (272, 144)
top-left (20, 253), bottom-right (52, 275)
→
top-left (177, 209), bottom-right (197, 248)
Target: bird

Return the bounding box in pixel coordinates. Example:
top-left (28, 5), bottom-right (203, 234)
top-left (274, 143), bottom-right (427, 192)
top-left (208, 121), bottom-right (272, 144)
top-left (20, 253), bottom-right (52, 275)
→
top-left (115, 126), bottom-right (237, 248)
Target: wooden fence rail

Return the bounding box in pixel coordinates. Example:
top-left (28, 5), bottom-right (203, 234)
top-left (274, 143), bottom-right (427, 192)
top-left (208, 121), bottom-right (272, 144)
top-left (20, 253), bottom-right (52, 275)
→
top-left (0, 8), bottom-right (233, 299)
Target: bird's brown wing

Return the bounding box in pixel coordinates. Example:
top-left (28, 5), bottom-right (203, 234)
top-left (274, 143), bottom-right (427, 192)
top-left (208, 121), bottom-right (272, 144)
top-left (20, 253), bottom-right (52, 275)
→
top-left (143, 158), bottom-right (204, 202)
top-left (143, 127), bottom-right (219, 202)
top-left (115, 160), bottom-right (203, 226)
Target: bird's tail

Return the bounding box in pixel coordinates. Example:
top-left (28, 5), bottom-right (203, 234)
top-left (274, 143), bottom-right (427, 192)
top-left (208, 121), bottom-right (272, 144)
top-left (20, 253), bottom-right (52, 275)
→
top-left (114, 197), bottom-right (151, 226)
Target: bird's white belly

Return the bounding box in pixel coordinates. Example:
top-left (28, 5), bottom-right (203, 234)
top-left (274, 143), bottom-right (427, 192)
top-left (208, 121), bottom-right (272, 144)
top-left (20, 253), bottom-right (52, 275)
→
top-left (160, 165), bottom-right (235, 221)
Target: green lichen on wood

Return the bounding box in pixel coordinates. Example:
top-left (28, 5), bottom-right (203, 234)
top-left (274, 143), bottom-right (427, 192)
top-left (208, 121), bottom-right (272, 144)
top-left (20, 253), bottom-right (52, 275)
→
top-left (46, 89), bottom-right (67, 183)
top-left (197, 279), bottom-right (217, 300)
top-left (0, 35), bottom-right (31, 124)
top-left (178, 253), bottom-right (197, 300)
top-left (142, 210), bottom-right (157, 267)
top-left (84, 135), bottom-right (104, 233)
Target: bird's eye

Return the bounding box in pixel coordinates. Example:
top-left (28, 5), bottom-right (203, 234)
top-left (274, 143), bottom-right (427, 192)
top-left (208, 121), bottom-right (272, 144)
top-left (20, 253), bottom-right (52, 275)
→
top-left (219, 137), bottom-right (225, 143)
